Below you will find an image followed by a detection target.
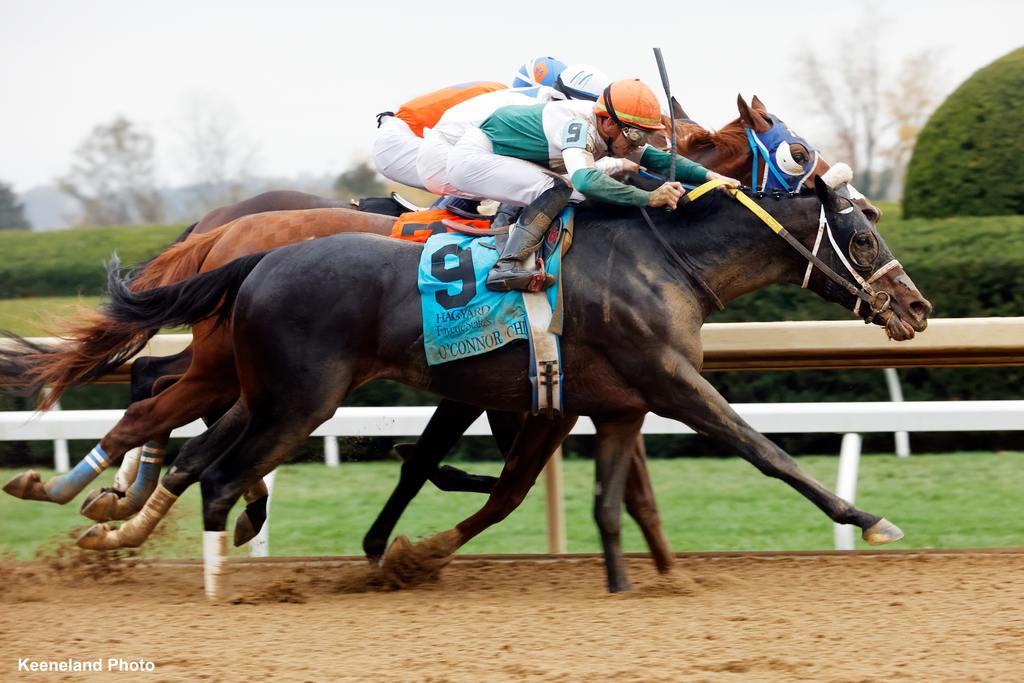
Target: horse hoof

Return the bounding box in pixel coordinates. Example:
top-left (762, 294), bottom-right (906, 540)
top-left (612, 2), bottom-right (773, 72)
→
top-left (3, 470), bottom-right (50, 501)
top-left (608, 577), bottom-right (633, 594)
top-left (382, 535), bottom-right (413, 563)
top-left (862, 518), bottom-right (904, 545)
top-left (80, 490), bottom-right (122, 522)
top-left (233, 511), bottom-right (257, 547)
top-left (76, 523), bottom-right (115, 550)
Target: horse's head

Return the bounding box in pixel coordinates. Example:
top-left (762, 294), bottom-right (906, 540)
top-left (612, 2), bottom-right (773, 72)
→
top-left (740, 95), bottom-right (883, 223)
top-left (806, 175), bottom-right (931, 339)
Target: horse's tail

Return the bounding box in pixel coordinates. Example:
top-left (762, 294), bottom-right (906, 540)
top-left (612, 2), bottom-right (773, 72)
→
top-left (126, 221), bottom-right (232, 291)
top-left (0, 250), bottom-right (268, 409)
top-left (104, 250), bottom-right (270, 335)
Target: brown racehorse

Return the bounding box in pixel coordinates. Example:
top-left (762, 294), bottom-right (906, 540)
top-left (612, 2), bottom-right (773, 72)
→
top-left (0, 97), bottom-right (883, 583)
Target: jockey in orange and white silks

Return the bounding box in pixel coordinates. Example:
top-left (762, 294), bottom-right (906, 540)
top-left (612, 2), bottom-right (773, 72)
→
top-left (443, 78), bottom-right (741, 292)
top-left (373, 81), bottom-right (508, 189)
top-left (372, 57), bottom-right (569, 190)
top-left (417, 64), bottom-right (611, 199)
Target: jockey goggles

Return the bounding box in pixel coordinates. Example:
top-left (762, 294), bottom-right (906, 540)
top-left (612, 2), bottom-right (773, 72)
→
top-left (601, 86), bottom-right (651, 148)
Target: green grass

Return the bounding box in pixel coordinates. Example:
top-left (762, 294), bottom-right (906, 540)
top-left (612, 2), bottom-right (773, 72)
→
top-left (2, 452), bottom-right (1022, 560)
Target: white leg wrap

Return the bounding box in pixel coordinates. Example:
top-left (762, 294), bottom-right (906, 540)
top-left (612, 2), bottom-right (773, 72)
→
top-left (113, 447), bottom-right (142, 490)
top-left (203, 531), bottom-right (229, 600)
top-left (114, 484), bottom-right (178, 547)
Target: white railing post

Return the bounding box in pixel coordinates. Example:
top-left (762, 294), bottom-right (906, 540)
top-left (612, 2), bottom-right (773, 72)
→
top-left (248, 470), bottom-right (277, 557)
top-left (323, 436), bottom-right (340, 467)
top-left (543, 446), bottom-right (566, 554)
top-left (833, 433), bottom-right (862, 550)
top-left (48, 394), bottom-right (70, 473)
top-left (884, 368), bottom-right (911, 457)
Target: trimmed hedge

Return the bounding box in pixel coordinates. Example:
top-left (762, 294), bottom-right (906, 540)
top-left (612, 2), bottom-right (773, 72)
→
top-left (903, 46), bottom-right (1024, 218)
top-left (0, 224), bottom-right (184, 298)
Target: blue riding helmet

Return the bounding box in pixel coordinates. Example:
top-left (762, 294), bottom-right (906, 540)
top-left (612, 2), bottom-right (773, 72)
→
top-left (746, 115), bottom-right (820, 193)
top-left (513, 56), bottom-right (567, 88)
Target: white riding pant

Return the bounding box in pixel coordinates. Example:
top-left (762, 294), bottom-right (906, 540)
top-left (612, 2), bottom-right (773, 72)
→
top-left (372, 116), bottom-right (426, 190)
top-left (416, 128), bottom-right (470, 198)
top-left (447, 128), bottom-right (574, 207)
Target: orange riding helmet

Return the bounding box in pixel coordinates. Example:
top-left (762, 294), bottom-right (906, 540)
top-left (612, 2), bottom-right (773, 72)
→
top-left (595, 79), bottom-right (666, 141)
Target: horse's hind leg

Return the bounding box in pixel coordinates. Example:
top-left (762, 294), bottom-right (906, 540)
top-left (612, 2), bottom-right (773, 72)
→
top-left (76, 400), bottom-right (251, 551)
top-left (592, 416), bottom-right (646, 593)
top-left (201, 387), bottom-right (346, 599)
top-left (362, 399), bottom-right (486, 561)
top-left (110, 350), bottom-right (193, 492)
top-left (78, 368), bottom-right (239, 522)
top-left (389, 405), bottom-right (519, 497)
top-left (1, 354), bottom-right (194, 506)
top-left (387, 414), bottom-right (577, 578)
top-left (622, 434), bottom-right (674, 573)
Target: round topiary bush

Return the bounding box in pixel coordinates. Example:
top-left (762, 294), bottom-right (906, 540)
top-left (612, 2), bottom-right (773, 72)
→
top-left (903, 46), bottom-right (1024, 218)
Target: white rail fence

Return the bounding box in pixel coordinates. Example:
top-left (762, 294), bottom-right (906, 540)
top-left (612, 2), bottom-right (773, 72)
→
top-left (2, 401), bottom-right (1022, 553)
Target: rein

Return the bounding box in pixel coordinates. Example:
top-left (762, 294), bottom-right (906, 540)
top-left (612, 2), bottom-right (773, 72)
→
top-left (639, 179), bottom-right (898, 321)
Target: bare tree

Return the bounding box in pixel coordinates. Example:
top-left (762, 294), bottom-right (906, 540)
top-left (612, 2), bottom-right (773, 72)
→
top-left (797, 8), bottom-right (886, 196)
top-left (793, 3), bottom-right (945, 201)
top-left (879, 50), bottom-right (945, 198)
top-left (58, 117), bottom-right (163, 226)
top-left (173, 91), bottom-right (259, 214)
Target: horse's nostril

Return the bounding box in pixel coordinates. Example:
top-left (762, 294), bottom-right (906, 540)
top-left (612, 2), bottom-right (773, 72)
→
top-left (910, 299), bottom-right (932, 319)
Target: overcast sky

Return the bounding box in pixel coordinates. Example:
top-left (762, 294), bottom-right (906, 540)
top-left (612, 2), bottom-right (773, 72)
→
top-left (1, 0), bottom-right (1021, 193)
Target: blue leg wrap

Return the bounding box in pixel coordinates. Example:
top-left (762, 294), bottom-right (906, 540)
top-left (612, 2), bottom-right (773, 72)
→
top-left (46, 444), bottom-right (109, 503)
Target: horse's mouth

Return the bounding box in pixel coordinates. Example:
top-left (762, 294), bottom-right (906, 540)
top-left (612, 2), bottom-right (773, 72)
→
top-left (870, 302), bottom-right (928, 342)
top-left (883, 313), bottom-right (917, 341)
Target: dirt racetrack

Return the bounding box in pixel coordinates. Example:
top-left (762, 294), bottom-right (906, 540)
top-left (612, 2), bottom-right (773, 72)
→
top-left (2, 549), bottom-right (1022, 682)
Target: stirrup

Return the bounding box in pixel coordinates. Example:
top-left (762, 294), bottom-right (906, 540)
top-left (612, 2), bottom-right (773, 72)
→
top-left (486, 257), bottom-right (555, 293)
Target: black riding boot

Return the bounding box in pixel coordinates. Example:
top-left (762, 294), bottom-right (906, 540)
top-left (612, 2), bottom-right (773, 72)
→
top-left (490, 203), bottom-right (522, 230)
top-left (485, 180), bottom-right (571, 292)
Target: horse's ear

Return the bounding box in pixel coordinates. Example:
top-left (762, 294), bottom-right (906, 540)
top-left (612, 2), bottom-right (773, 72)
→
top-left (670, 96), bottom-right (690, 121)
top-left (737, 94), bottom-right (771, 132)
top-left (751, 95), bottom-right (768, 114)
top-left (814, 175), bottom-right (842, 212)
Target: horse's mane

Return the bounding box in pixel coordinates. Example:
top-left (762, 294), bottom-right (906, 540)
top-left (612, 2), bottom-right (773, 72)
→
top-left (675, 117), bottom-right (748, 158)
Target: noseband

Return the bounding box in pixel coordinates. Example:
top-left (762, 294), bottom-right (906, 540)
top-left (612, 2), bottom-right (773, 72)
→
top-left (641, 180), bottom-right (899, 324)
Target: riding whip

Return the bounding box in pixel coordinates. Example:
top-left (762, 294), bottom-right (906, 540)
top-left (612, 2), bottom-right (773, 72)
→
top-left (653, 48), bottom-right (677, 184)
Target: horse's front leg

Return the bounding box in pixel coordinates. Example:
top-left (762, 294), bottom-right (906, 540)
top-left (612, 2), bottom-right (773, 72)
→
top-left (650, 360), bottom-right (902, 545)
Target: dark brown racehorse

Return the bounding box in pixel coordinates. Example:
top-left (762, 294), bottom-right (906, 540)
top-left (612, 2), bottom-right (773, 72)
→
top-left (69, 174), bottom-right (929, 597)
top-left (0, 98), bottom-right (895, 588)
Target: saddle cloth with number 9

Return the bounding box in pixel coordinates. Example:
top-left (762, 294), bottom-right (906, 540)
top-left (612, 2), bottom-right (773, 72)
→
top-left (417, 229), bottom-right (563, 366)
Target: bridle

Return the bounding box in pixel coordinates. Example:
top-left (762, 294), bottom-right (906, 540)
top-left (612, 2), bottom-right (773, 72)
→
top-left (639, 180), bottom-right (900, 324)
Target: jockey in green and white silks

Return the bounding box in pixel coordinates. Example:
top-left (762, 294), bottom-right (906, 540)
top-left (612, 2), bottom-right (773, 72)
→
top-left (444, 78), bottom-right (740, 291)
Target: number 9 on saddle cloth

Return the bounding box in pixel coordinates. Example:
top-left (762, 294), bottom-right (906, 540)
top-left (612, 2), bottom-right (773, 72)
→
top-left (416, 209), bottom-right (572, 415)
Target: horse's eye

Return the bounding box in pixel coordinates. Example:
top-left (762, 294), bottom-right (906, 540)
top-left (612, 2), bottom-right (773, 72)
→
top-left (793, 152), bottom-right (806, 164)
top-left (849, 231), bottom-right (879, 268)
